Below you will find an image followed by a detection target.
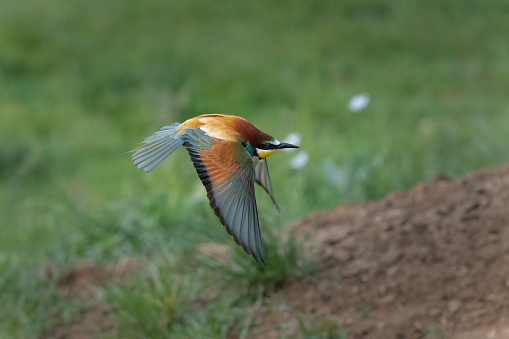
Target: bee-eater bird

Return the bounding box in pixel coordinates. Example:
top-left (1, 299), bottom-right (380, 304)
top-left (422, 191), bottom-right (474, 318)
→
top-left (130, 114), bottom-right (299, 263)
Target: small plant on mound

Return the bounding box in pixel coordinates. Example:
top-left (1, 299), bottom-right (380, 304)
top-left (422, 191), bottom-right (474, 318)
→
top-left (297, 314), bottom-right (347, 339)
top-left (106, 263), bottom-right (180, 337)
top-left (201, 223), bottom-right (317, 296)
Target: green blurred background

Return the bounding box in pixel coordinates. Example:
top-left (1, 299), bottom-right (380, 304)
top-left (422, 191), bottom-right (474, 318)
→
top-left (1, 0), bottom-right (508, 337)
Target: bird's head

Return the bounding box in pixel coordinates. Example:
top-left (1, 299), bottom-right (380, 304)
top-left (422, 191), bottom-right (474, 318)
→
top-left (232, 116), bottom-right (299, 158)
top-left (255, 139), bottom-right (299, 158)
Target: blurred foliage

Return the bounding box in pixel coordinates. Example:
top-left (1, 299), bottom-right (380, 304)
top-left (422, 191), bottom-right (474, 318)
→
top-left (0, 258), bottom-right (79, 337)
top-left (1, 0), bottom-right (509, 337)
top-left (105, 258), bottom-right (245, 338)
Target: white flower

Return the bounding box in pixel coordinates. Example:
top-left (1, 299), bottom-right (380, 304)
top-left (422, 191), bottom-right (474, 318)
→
top-left (348, 93), bottom-right (370, 112)
top-left (282, 132), bottom-right (301, 152)
top-left (289, 151), bottom-right (309, 170)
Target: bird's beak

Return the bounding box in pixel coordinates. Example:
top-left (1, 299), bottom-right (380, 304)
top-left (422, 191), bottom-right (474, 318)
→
top-left (277, 142), bottom-right (299, 149)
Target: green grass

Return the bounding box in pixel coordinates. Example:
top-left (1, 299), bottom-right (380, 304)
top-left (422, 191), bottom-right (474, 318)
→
top-left (1, 0), bottom-right (509, 337)
top-left (0, 258), bottom-right (79, 337)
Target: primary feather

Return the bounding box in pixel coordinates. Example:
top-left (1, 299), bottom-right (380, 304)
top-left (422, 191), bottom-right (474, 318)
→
top-left (131, 122), bottom-right (183, 172)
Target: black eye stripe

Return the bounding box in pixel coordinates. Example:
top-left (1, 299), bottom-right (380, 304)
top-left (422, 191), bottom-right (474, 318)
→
top-left (256, 143), bottom-right (276, 150)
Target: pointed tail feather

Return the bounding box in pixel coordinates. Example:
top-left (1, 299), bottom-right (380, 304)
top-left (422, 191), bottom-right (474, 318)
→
top-left (130, 123), bottom-right (183, 172)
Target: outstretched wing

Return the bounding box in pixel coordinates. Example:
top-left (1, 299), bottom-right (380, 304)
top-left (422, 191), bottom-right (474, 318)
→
top-left (130, 123), bottom-right (184, 172)
top-left (183, 128), bottom-right (265, 263)
top-left (253, 157), bottom-right (279, 211)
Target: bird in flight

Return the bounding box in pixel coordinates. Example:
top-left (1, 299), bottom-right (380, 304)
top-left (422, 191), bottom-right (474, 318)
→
top-left (130, 114), bottom-right (299, 263)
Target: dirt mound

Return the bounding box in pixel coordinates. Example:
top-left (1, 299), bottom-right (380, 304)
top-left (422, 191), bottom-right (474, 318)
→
top-left (255, 165), bottom-right (509, 339)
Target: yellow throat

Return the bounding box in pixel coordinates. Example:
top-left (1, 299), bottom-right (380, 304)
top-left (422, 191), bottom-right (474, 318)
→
top-left (257, 149), bottom-right (279, 158)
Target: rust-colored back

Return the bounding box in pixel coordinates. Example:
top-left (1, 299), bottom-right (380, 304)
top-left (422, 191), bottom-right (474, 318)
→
top-left (179, 114), bottom-right (274, 146)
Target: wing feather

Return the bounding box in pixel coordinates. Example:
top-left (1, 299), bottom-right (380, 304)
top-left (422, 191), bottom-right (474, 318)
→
top-left (220, 186), bottom-right (239, 234)
top-left (182, 128), bottom-right (265, 263)
top-left (131, 123), bottom-right (184, 172)
top-left (227, 186), bottom-right (244, 241)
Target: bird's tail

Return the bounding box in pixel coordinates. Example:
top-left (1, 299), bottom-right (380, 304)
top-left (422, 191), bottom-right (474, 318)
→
top-left (129, 123), bottom-right (184, 172)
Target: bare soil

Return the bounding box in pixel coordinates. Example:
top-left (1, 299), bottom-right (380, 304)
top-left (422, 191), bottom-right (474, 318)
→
top-left (254, 165), bottom-right (509, 339)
